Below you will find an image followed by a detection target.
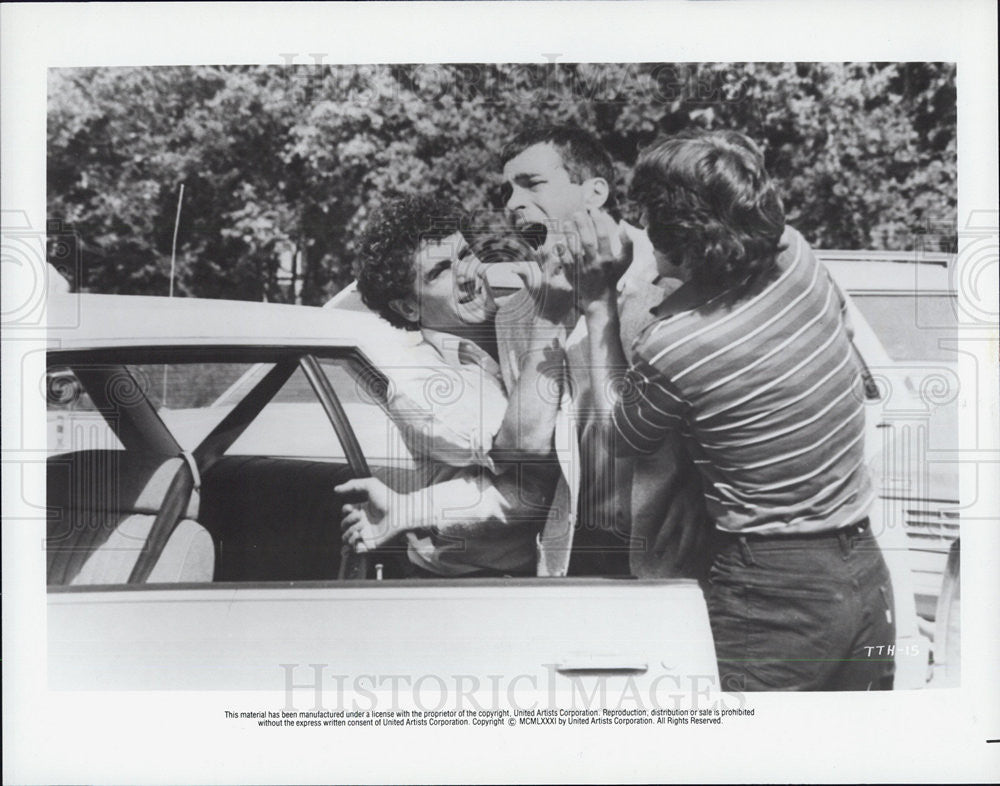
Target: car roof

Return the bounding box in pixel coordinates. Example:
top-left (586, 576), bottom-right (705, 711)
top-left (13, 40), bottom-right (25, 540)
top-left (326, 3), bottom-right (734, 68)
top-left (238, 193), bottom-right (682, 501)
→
top-left (47, 293), bottom-right (420, 354)
top-left (818, 253), bottom-right (954, 293)
top-left (48, 250), bottom-right (954, 352)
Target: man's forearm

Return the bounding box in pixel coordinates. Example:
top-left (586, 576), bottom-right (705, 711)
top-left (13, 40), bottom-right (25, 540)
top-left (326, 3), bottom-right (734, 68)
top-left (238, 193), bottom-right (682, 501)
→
top-left (584, 290), bottom-right (628, 418)
top-left (411, 468), bottom-right (554, 540)
top-left (491, 317), bottom-right (566, 465)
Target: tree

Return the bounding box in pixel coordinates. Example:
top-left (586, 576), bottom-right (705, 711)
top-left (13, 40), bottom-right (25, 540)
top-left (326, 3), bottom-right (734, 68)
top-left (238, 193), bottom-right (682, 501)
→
top-left (48, 62), bottom-right (957, 302)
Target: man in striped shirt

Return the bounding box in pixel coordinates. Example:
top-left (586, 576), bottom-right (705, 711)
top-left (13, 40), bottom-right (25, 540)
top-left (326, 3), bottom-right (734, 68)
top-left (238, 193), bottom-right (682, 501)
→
top-left (571, 130), bottom-right (895, 691)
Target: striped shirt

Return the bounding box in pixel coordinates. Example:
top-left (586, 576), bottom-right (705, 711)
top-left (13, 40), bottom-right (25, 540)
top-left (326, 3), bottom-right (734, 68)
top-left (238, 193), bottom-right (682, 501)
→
top-left (613, 226), bottom-right (874, 535)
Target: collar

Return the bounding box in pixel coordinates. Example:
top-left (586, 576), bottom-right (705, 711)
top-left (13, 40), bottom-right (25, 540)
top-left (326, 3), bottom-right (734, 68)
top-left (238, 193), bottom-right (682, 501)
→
top-left (420, 328), bottom-right (503, 382)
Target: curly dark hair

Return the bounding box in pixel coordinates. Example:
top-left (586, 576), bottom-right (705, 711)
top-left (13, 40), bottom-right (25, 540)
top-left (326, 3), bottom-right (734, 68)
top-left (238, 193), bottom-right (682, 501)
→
top-left (500, 124), bottom-right (620, 220)
top-left (355, 195), bottom-right (469, 330)
top-left (631, 130), bottom-right (786, 290)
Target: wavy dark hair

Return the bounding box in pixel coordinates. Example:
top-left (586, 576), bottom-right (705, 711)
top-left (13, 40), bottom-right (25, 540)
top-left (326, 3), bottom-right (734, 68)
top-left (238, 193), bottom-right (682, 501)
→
top-left (631, 130), bottom-right (786, 290)
top-left (355, 195), bottom-right (469, 330)
top-left (500, 124), bottom-right (620, 220)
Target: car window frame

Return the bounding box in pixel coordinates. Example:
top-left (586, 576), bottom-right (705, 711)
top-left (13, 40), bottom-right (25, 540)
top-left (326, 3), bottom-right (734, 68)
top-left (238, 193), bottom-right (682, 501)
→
top-left (48, 344), bottom-right (385, 468)
top-left (46, 344), bottom-right (395, 592)
top-left (46, 359), bottom-right (183, 455)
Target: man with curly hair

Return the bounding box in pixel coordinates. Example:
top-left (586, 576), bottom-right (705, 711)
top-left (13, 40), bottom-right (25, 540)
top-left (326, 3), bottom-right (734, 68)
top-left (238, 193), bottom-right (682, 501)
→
top-left (571, 129), bottom-right (896, 691)
top-left (336, 194), bottom-right (574, 577)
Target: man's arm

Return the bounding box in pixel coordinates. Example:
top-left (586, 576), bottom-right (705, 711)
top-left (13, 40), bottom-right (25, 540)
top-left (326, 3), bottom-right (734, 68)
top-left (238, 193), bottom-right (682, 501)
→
top-left (386, 354), bottom-right (507, 470)
top-left (565, 209), bottom-right (650, 444)
top-left (336, 466), bottom-right (551, 553)
top-left (582, 289), bottom-right (628, 421)
top-left (340, 311), bottom-right (565, 554)
top-left (565, 208), bottom-right (689, 457)
top-left (490, 320), bottom-right (566, 466)
top-left (569, 209), bottom-right (709, 573)
top-left (489, 247), bottom-right (575, 467)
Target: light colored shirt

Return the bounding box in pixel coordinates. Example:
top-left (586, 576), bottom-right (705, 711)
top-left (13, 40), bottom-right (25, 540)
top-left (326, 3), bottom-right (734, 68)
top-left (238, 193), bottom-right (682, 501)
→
top-left (551, 223), bottom-right (659, 575)
top-left (382, 324), bottom-right (552, 575)
top-left (494, 291), bottom-right (578, 577)
top-left (388, 329), bottom-right (508, 473)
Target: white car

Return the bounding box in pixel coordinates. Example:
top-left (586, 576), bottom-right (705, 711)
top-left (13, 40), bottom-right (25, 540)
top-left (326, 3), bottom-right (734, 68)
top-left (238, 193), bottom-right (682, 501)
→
top-left (45, 294), bottom-right (718, 700)
top-left (819, 250), bottom-right (960, 686)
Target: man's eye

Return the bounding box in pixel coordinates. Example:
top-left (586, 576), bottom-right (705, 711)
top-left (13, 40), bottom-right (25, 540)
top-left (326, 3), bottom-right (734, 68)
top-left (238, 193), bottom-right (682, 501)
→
top-left (528, 180), bottom-right (545, 189)
top-left (427, 262), bottom-right (450, 281)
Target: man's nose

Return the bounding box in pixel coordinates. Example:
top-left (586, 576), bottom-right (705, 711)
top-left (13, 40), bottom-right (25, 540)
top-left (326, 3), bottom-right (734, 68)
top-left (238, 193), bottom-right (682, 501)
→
top-left (454, 255), bottom-right (483, 285)
top-left (504, 184), bottom-right (525, 213)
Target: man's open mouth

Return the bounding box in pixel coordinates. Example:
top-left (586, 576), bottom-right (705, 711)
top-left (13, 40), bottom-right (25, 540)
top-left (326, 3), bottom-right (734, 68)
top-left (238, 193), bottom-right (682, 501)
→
top-left (516, 222), bottom-right (548, 250)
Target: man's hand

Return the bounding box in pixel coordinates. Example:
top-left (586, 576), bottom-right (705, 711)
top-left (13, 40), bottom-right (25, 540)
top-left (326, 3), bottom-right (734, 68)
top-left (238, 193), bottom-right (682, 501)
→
top-left (335, 477), bottom-right (408, 553)
top-left (513, 242), bottom-right (576, 325)
top-left (564, 208), bottom-right (634, 307)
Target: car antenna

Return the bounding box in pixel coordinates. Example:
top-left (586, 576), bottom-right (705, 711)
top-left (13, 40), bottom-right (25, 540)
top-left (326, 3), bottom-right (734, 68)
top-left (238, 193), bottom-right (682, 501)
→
top-left (163, 182), bottom-right (185, 408)
top-left (169, 183), bottom-right (185, 298)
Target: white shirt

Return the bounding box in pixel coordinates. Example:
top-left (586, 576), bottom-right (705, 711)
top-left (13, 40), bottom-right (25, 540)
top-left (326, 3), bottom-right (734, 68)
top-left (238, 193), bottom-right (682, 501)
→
top-left (382, 325), bottom-right (548, 576)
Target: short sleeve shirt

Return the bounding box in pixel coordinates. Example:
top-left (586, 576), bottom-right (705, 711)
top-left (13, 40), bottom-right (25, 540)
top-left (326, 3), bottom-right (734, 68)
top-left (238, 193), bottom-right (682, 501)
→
top-left (613, 227), bottom-right (874, 535)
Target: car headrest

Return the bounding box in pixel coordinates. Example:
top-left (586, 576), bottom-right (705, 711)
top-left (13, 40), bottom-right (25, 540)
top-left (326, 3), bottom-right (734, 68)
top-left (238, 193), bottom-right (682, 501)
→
top-left (47, 450), bottom-right (198, 519)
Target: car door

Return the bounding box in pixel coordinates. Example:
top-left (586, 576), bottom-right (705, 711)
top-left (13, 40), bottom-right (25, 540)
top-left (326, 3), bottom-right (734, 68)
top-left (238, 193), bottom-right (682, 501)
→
top-left (48, 343), bottom-right (720, 704)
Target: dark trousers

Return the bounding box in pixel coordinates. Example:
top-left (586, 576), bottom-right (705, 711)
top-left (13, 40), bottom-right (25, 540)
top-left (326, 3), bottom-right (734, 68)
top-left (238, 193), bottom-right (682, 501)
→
top-left (707, 519), bottom-right (896, 692)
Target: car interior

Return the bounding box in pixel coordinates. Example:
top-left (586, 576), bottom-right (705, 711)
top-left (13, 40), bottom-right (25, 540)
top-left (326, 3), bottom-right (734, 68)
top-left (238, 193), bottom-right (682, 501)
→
top-left (47, 448), bottom-right (212, 585)
top-left (46, 351), bottom-right (378, 587)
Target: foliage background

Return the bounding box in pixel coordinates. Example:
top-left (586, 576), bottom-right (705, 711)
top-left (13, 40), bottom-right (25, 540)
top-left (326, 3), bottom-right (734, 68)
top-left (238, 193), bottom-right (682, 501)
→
top-left (47, 62), bottom-right (957, 304)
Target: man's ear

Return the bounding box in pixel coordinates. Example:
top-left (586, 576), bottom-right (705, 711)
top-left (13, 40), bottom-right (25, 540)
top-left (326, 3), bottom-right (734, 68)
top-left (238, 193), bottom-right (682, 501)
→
top-left (388, 297), bottom-right (419, 326)
top-left (581, 177), bottom-right (610, 210)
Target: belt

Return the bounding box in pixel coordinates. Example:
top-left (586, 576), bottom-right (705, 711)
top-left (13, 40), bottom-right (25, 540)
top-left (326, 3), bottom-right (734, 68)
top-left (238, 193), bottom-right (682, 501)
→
top-left (715, 517), bottom-right (871, 542)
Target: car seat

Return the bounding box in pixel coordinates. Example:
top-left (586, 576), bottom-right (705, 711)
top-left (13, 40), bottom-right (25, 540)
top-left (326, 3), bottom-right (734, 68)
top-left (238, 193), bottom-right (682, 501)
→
top-left (47, 449), bottom-right (214, 585)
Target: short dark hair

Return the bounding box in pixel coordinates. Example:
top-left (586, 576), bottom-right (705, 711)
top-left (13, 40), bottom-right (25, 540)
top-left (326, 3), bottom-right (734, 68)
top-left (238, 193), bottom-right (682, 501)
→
top-left (500, 124), bottom-right (619, 219)
top-left (355, 195), bottom-right (468, 330)
top-left (631, 130), bottom-right (786, 290)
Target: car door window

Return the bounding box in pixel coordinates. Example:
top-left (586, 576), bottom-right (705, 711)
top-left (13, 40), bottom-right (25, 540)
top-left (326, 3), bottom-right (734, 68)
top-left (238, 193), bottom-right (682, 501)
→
top-left (46, 366), bottom-right (124, 454)
top-left (225, 364), bottom-right (346, 459)
top-left (123, 362), bottom-right (262, 450)
top-left (316, 356), bottom-right (416, 468)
